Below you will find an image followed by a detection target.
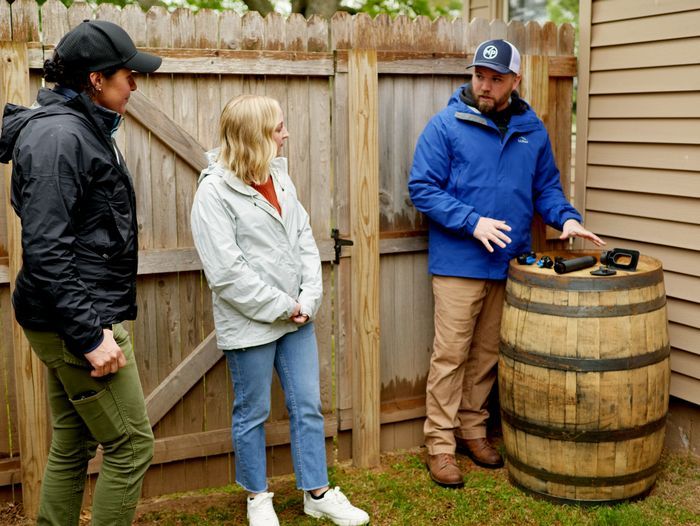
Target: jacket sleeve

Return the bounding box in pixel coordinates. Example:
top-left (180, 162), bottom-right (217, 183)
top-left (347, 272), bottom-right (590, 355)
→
top-left (408, 116), bottom-right (481, 236)
top-left (294, 201), bottom-right (323, 320)
top-left (13, 130), bottom-right (104, 355)
top-left (191, 179), bottom-right (297, 323)
top-left (532, 135), bottom-right (582, 230)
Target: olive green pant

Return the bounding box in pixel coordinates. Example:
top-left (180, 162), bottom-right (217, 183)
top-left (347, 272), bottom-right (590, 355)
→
top-left (23, 323), bottom-right (154, 526)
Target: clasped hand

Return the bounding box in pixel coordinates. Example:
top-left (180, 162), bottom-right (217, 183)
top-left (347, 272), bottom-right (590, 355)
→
top-left (290, 302), bottom-right (309, 324)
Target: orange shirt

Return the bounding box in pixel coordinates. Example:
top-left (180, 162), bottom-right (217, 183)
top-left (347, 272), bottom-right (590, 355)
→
top-left (251, 176), bottom-right (281, 216)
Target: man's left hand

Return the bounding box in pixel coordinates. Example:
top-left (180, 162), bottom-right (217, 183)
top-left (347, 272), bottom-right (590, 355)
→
top-left (559, 219), bottom-right (606, 247)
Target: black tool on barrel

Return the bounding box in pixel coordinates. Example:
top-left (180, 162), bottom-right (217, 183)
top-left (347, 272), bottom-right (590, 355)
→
top-left (600, 248), bottom-right (640, 271)
top-left (553, 255), bottom-right (598, 274)
top-left (591, 248), bottom-right (640, 276)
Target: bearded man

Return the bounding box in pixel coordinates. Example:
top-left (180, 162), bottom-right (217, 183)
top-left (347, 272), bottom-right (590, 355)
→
top-left (408, 39), bottom-right (604, 488)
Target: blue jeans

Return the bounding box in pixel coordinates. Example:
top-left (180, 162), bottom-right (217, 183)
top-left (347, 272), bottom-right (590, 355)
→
top-left (225, 323), bottom-right (329, 493)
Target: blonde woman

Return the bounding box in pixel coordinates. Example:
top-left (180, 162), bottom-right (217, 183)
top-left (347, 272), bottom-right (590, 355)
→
top-left (191, 95), bottom-right (369, 526)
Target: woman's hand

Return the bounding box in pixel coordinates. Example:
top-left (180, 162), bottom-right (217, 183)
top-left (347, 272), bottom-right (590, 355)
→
top-left (85, 329), bottom-right (126, 377)
top-left (290, 302), bottom-right (309, 324)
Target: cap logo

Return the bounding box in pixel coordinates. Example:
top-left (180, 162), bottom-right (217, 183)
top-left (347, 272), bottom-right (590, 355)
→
top-left (483, 45), bottom-right (499, 59)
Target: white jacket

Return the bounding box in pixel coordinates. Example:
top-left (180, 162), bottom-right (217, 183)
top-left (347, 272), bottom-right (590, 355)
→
top-left (190, 152), bottom-right (323, 349)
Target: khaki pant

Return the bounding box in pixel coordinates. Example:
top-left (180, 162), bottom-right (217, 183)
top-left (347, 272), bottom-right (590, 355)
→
top-left (424, 276), bottom-right (505, 455)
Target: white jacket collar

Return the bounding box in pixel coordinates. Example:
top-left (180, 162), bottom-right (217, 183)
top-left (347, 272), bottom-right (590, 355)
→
top-left (200, 149), bottom-right (289, 196)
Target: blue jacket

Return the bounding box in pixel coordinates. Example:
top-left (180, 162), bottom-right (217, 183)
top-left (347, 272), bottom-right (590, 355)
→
top-left (408, 84), bottom-right (581, 280)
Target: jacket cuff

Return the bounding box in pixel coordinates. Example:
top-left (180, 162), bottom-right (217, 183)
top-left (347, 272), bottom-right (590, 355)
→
top-left (82, 331), bottom-right (104, 355)
top-left (465, 211), bottom-right (481, 236)
top-left (284, 297), bottom-right (298, 319)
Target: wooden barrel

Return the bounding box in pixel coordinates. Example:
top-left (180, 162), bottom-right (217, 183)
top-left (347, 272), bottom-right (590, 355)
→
top-left (499, 252), bottom-right (670, 504)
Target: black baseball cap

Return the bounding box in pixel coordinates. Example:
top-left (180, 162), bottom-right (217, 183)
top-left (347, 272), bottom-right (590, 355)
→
top-left (55, 19), bottom-right (161, 73)
top-left (467, 39), bottom-right (521, 75)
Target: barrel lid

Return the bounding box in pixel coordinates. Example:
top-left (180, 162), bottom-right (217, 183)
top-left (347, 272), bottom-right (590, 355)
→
top-left (508, 251), bottom-right (664, 291)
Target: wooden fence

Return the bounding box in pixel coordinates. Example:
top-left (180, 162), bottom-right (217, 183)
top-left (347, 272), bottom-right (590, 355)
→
top-left (0, 0), bottom-right (576, 514)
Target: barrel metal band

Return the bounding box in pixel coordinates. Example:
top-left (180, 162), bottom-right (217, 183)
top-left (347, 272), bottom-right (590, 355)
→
top-left (501, 408), bottom-right (667, 442)
top-left (507, 266), bottom-right (663, 291)
top-left (505, 292), bottom-right (666, 318)
top-left (506, 473), bottom-right (653, 505)
top-left (506, 453), bottom-right (660, 487)
top-left (499, 342), bottom-right (670, 372)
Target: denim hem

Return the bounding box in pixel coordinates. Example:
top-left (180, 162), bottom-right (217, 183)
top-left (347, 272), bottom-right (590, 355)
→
top-left (236, 478), bottom-right (268, 494)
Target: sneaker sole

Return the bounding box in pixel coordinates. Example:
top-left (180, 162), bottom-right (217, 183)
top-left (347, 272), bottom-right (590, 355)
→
top-left (425, 462), bottom-right (465, 489)
top-left (304, 508), bottom-right (369, 526)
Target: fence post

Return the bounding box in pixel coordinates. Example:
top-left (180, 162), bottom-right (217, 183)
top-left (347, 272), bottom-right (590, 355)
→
top-left (348, 49), bottom-right (380, 468)
top-left (0, 41), bottom-right (49, 518)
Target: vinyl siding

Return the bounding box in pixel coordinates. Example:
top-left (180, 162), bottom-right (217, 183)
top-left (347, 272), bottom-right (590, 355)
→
top-left (577, 0), bottom-right (700, 405)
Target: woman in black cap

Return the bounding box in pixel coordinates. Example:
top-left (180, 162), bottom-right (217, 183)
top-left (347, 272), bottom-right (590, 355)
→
top-left (0, 20), bottom-right (161, 526)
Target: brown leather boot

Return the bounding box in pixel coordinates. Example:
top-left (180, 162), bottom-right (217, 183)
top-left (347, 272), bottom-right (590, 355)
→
top-left (456, 437), bottom-right (504, 469)
top-left (426, 453), bottom-right (464, 488)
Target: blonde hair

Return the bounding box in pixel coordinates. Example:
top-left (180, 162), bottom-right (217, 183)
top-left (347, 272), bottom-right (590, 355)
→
top-left (217, 94), bottom-right (281, 185)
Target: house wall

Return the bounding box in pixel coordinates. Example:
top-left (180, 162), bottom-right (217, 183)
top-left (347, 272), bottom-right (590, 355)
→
top-left (463, 0), bottom-right (508, 21)
top-left (576, 1), bottom-right (700, 412)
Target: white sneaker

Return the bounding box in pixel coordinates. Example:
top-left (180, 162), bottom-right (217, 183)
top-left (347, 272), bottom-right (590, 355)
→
top-left (247, 492), bottom-right (280, 526)
top-left (304, 486), bottom-right (370, 526)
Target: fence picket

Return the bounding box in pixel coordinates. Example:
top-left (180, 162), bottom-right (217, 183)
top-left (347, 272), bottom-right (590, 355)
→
top-left (412, 15), bottom-right (432, 50)
top-left (490, 18), bottom-right (508, 39)
top-left (469, 17), bottom-right (490, 50)
top-left (195, 9), bottom-right (219, 48)
top-left (40, 0), bottom-right (68, 46)
top-left (263, 11), bottom-right (285, 50)
top-left (433, 16), bottom-right (454, 51)
top-left (507, 19), bottom-right (527, 51)
top-left (241, 11), bottom-right (264, 50)
top-left (219, 10), bottom-right (242, 50)
top-left (11, 0), bottom-right (39, 43)
top-left (172, 7), bottom-right (196, 49)
top-left (353, 13), bottom-right (376, 49)
top-left (67, 1), bottom-right (93, 29)
top-left (95, 2), bottom-right (120, 24)
top-left (307, 14), bottom-right (328, 51)
top-left (391, 15), bottom-right (411, 51)
top-left (0, 0), bottom-right (10, 40)
top-left (121, 4), bottom-right (146, 47)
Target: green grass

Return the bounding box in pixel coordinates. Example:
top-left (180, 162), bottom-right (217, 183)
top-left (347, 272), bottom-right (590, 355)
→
top-left (134, 449), bottom-right (700, 526)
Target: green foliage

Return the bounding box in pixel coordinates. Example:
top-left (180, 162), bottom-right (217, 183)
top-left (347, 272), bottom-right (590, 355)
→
top-left (39, 0), bottom-right (460, 18)
top-left (355, 0), bottom-right (461, 19)
top-left (546, 0), bottom-right (578, 25)
top-left (546, 0), bottom-right (579, 51)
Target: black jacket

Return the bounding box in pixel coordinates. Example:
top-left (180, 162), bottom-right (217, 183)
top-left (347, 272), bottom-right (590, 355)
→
top-left (0, 88), bottom-right (138, 356)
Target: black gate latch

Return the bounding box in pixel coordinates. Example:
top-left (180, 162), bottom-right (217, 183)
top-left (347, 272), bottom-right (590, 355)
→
top-left (331, 228), bottom-right (353, 264)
